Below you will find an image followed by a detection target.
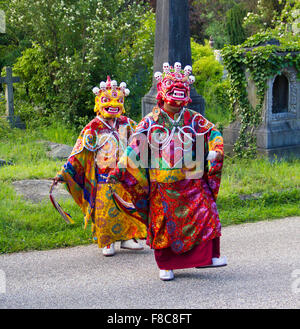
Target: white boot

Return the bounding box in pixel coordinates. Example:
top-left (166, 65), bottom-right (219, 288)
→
top-left (159, 270), bottom-right (174, 281)
top-left (211, 256), bottom-right (227, 267)
top-left (120, 239), bottom-right (144, 250)
top-left (102, 243), bottom-right (115, 256)
top-left (196, 256), bottom-right (227, 268)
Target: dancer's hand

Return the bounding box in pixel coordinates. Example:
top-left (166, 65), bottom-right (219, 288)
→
top-left (215, 151), bottom-right (223, 161)
top-left (207, 151), bottom-right (223, 162)
top-left (106, 175), bottom-right (118, 184)
top-left (51, 176), bottom-right (62, 189)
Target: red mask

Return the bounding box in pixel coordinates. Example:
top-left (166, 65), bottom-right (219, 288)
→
top-left (155, 63), bottom-right (194, 108)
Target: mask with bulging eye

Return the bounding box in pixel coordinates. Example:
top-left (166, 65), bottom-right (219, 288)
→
top-left (92, 76), bottom-right (129, 119)
top-left (154, 62), bottom-right (195, 108)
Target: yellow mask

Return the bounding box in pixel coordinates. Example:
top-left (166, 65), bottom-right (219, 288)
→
top-left (93, 76), bottom-right (129, 119)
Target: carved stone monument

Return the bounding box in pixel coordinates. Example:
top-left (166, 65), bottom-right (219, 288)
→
top-left (223, 51), bottom-right (300, 159)
top-left (142, 0), bottom-right (205, 117)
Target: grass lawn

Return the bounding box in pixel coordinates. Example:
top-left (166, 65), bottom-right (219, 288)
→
top-left (0, 122), bottom-right (300, 254)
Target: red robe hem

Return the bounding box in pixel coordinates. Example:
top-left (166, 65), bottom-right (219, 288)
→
top-left (154, 237), bottom-right (220, 270)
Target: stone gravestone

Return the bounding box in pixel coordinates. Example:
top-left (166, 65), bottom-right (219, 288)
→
top-left (142, 0), bottom-right (205, 117)
top-left (213, 49), bottom-right (228, 79)
top-left (0, 66), bottom-right (25, 129)
top-left (223, 47), bottom-right (300, 159)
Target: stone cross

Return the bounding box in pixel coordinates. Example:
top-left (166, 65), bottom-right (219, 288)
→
top-left (142, 0), bottom-right (205, 116)
top-left (0, 66), bottom-right (24, 128)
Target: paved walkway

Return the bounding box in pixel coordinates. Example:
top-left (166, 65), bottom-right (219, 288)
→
top-left (0, 217), bottom-right (299, 309)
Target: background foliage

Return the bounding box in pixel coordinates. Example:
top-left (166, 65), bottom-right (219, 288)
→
top-left (225, 3), bottom-right (246, 45)
top-left (1, 0), bottom-right (155, 127)
top-left (0, 0), bottom-right (299, 156)
top-left (221, 0), bottom-right (300, 157)
top-left (191, 39), bottom-right (231, 130)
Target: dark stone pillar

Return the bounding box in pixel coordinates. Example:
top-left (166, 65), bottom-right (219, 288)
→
top-left (142, 0), bottom-right (205, 117)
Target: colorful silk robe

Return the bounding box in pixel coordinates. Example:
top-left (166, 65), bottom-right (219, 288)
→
top-left (57, 115), bottom-right (147, 248)
top-left (110, 108), bottom-right (224, 255)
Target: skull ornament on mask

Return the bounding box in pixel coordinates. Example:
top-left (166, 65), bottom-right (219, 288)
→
top-left (163, 62), bottom-right (170, 73)
top-left (99, 81), bottom-right (106, 91)
top-left (119, 82), bottom-right (126, 90)
top-left (156, 63), bottom-right (193, 108)
top-left (154, 71), bottom-right (163, 82)
top-left (174, 62), bottom-right (182, 73)
top-left (184, 65), bottom-right (192, 76)
top-left (189, 75), bottom-right (195, 84)
top-left (93, 76), bottom-right (129, 119)
top-left (92, 87), bottom-right (100, 96)
top-left (111, 80), bottom-right (118, 90)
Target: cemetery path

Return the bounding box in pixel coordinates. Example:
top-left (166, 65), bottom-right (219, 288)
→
top-left (0, 217), bottom-right (299, 309)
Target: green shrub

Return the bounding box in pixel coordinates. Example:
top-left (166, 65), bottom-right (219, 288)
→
top-left (191, 40), bottom-right (230, 127)
top-left (192, 55), bottom-right (224, 94)
top-left (205, 20), bottom-right (230, 50)
top-left (191, 39), bottom-right (215, 59)
top-left (0, 92), bottom-right (5, 115)
top-left (5, 0), bottom-right (155, 128)
top-left (203, 79), bottom-right (231, 130)
top-left (0, 117), bottom-right (10, 139)
top-left (225, 3), bottom-right (246, 45)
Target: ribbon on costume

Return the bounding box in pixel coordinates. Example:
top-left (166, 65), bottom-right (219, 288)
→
top-left (111, 191), bottom-right (141, 220)
top-left (49, 182), bottom-right (74, 224)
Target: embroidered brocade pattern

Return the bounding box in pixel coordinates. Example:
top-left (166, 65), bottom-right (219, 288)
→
top-left (58, 116), bottom-right (147, 248)
top-left (112, 108), bottom-right (224, 254)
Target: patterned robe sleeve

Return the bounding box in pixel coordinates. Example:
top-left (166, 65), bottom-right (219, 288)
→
top-left (109, 120), bottom-right (151, 227)
top-left (204, 128), bottom-right (224, 200)
top-left (56, 141), bottom-right (97, 227)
